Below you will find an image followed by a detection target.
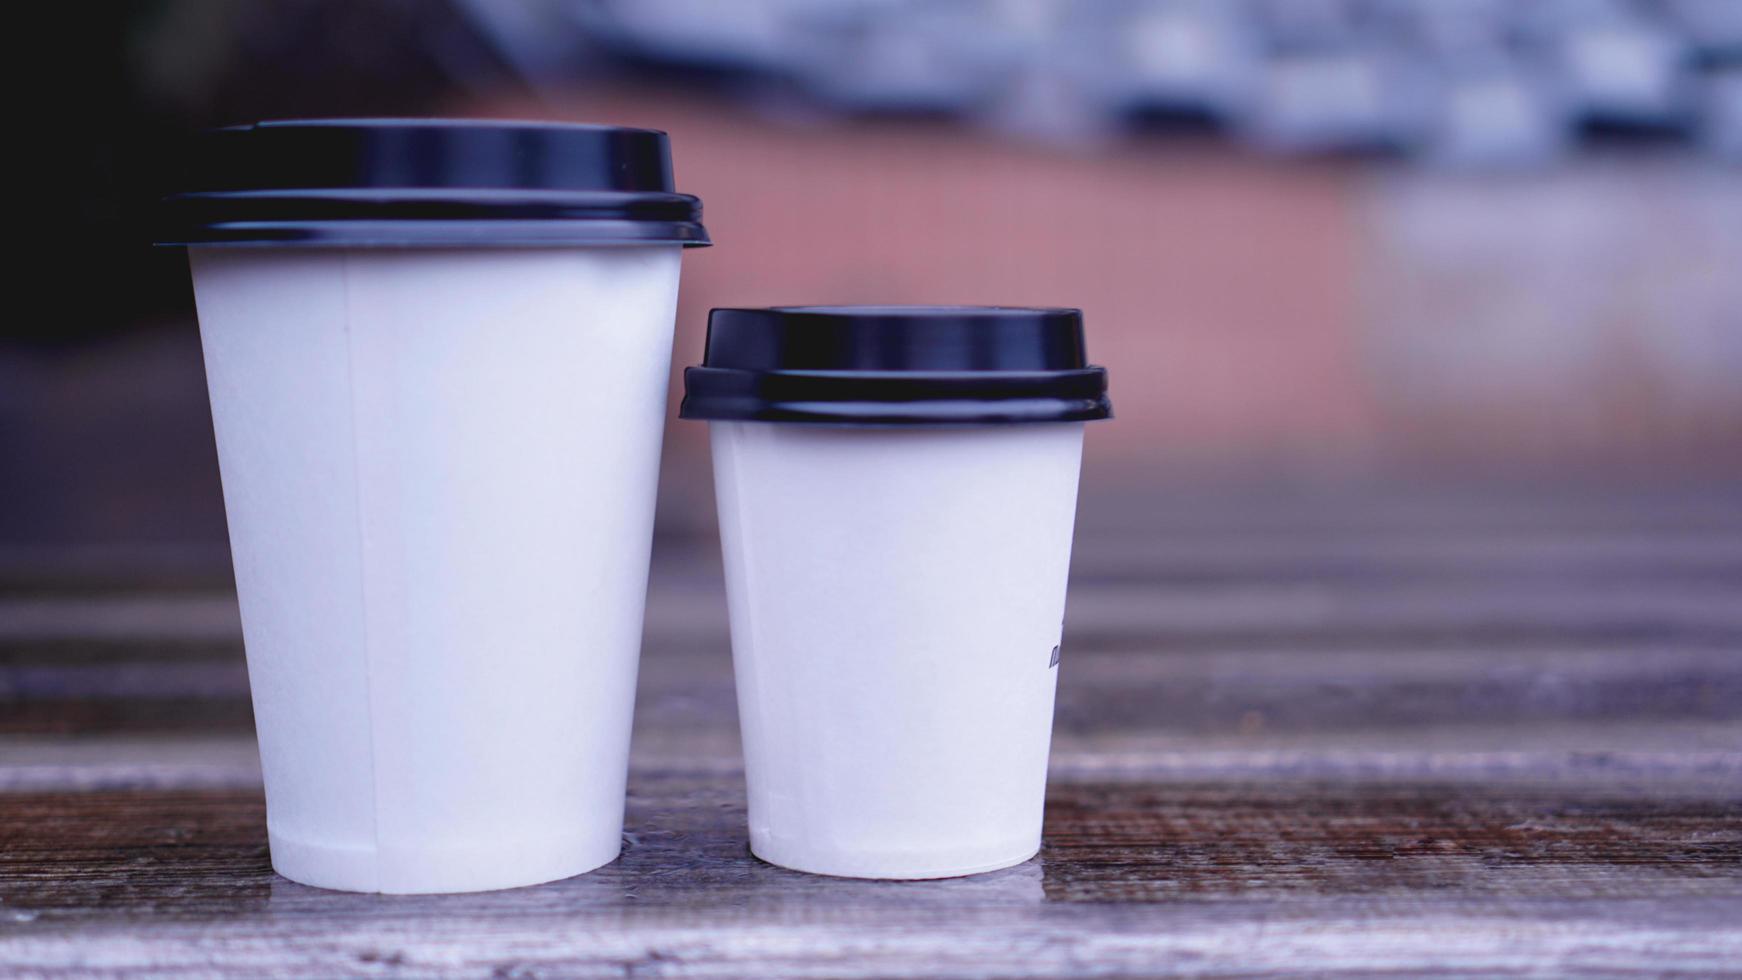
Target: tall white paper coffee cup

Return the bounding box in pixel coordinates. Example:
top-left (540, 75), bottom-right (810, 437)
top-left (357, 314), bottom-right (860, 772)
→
top-left (165, 120), bottom-right (710, 893)
top-left (681, 306), bottom-right (1111, 879)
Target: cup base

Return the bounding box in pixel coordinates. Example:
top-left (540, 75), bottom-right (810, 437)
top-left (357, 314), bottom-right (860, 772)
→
top-left (269, 829), bottom-right (624, 894)
top-left (749, 839), bottom-right (1041, 880)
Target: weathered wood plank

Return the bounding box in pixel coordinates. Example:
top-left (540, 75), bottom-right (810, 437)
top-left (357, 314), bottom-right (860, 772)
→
top-left (4, 580), bottom-right (1739, 651)
top-left (1065, 532), bottom-right (1742, 588)
top-left (8, 640), bottom-right (1739, 741)
top-left (1070, 484), bottom-right (1742, 535)
top-left (0, 737), bottom-right (262, 792)
top-left (1, 779), bottom-right (1738, 977)
top-left (7, 732), bottom-right (1742, 797)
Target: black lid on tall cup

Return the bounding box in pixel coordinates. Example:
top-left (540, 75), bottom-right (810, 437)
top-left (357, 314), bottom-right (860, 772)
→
top-left (680, 306), bottom-right (1112, 425)
top-left (156, 119), bottom-right (709, 247)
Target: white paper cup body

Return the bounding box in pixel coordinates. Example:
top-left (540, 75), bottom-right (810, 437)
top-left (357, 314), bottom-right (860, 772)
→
top-left (189, 245), bottom-right (682, 894)
top-left (711, 420), bottom-right (1085, 879)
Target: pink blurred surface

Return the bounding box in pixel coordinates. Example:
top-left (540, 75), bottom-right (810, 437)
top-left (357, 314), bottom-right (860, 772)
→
top-left (466, 90), bottom-right (1740, 505)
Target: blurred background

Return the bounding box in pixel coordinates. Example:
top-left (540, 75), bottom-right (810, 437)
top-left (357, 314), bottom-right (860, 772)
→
top-left (5, 0), bottom-right (1739, 557)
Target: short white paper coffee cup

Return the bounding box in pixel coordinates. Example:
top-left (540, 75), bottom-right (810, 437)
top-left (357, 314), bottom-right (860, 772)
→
top-left (163, 120), bottom-right (709, 894)
top-left (681, 306), bottom-right (1111, 879)
top-left (715, 421), bottom-right (1084, 878)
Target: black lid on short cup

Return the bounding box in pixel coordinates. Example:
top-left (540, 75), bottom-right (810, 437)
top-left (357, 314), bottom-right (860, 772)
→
top-left (680, 306), bottom-right (1112, 425)
top-left (156, 119), bottom-right (709, 247)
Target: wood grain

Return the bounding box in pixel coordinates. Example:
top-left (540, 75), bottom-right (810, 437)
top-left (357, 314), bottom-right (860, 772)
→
top-left (3, 777), bottom-right (1739, 978)
top-left (2, 486), bottom-right (1740, 976)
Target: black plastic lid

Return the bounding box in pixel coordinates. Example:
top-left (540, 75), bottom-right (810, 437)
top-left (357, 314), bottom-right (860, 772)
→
top-left (680, 306), bottom-right (1112, 425)
top-left (157, 119), bottom-right (709, 247)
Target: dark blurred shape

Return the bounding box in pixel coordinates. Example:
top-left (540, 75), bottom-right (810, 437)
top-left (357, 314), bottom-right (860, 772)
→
top-left (29, 0), bottom-right (519, 345)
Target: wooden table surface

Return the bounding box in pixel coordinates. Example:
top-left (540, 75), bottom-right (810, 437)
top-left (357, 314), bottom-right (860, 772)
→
top-left (3, 486), bottom-right (1739, 977)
